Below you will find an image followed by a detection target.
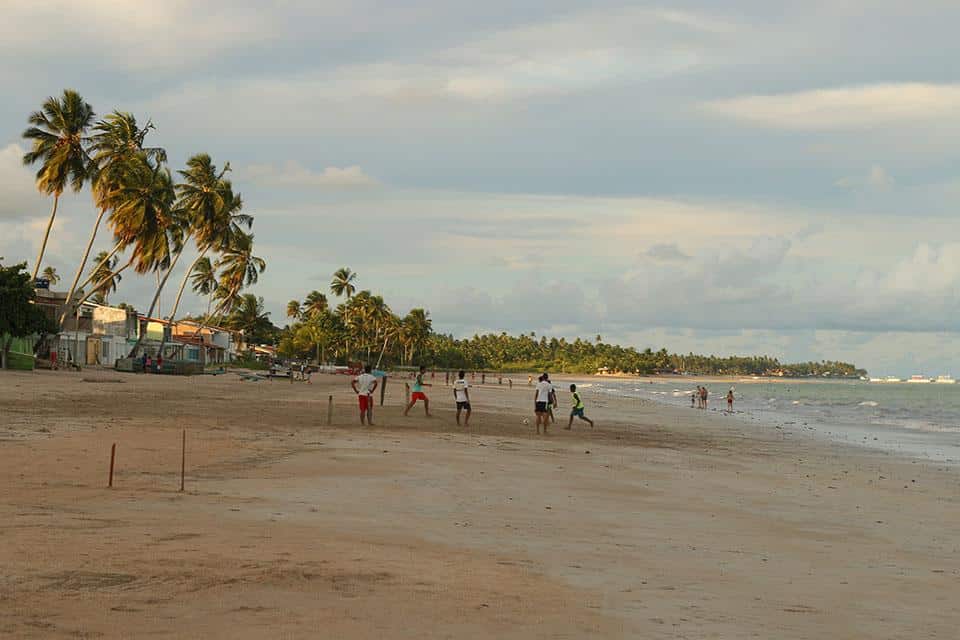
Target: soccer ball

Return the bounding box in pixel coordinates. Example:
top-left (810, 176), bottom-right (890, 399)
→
top-left (522, 418), bottom-right (529, 425)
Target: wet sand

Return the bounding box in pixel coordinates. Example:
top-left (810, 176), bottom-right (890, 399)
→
top-left (1, 369), bottom-right (957, 638)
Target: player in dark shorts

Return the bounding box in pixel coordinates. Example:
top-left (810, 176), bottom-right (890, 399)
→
top-left (453, 370), bottom-right (471, 426)
top-left (566, 384), bottom-right (594, 429)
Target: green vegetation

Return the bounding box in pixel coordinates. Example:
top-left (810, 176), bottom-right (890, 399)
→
top-left (277, 272), bottom-right (866, 378)
top-left (19, 89), bottom-right (266, 357)
top-left (0, 261), bottom-right (55, 369)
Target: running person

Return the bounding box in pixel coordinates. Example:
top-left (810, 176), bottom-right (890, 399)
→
top-left (453, 370), bottom-right (471, 426)
top-left (566, 384), bottom-right (595, 429)
top-left (351, 364), bottom-right (379, 425)
top-left (404, 365), bottom-right (432, 416)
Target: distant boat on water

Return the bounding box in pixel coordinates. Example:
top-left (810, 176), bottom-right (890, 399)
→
top-left (884, 376), bottom-right (902, 383)
top-left (934, 375), bottom-right (956, 384)
top-left (907, 375), bottom-right (931, 383)
top-left (869, 377), bottom-right (884, 383)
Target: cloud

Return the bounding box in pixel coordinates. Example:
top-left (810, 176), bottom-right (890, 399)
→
top-left (835, 166), bottom-right (894, 190)
top-left (703, 83), bottom-right (960, 130)
top-left (644, 243), bottom-right (690, 262)
top-left (243, 162), bottom-right (379, 189)
top-left (0, 143), bottom-right (43, 220)
top-left (0, 0), bottom-right (274, 72)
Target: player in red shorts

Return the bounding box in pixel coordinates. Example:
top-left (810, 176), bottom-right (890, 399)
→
top-left (403, 364), bottom-right (432, 417)
top-left (351, 364), bottom-right (379, 425)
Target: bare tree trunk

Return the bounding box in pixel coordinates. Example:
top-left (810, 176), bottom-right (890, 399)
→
top-left (126, 250), bottom-right (184, 358)
top-left (31, 194), bottom-right (60, 281)
top-left (157, 248), bottom-right (208, 357)
top-left (59, 206), bottom-right (107, 325)
top-left (72, 256), bottom-right (134, 310)
top-left (1, 335), bottom-right (11, 370)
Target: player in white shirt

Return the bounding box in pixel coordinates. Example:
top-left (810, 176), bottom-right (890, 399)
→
top-left (533, 373), bottom-right (554, 435)
top-left (351, 364), bottom-right (379, 425)
top-left (453, 370), bottom-right (471, 426)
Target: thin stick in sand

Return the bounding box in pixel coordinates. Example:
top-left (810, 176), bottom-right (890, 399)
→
top-left (327, 395), bottom-right (333, 426)
top-left (380, 376), bottom-right (387, 406)
top-left (108, 442), bottom-right (116, 488)
top-left (180, 429), bottom-right (186, 492)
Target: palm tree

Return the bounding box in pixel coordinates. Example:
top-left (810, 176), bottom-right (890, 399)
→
top-left (21, 90), bottom-right (95, 280)
top-left (190, 256), bottom-right (219, 320)
top-left (286, 300), bottom-right (302, 321)
top-left (224, 294), bottom-right (272, 344)
top-left (330, 267), bottom-right (357, 299)
top-left (41, 266), bottom-right (60, 286)
top-left (88, 250), bottom-right (121, 304)
top-left (211, 231), bottom-right (265, 318)
top-left (302, 291), bottom-right (328, 318)
top-left (163, 158), bottom-right (250, 329)
top-left (59, 111), bottom-right (165, 325)
top-left (401, 308), bottom-right (432, 364)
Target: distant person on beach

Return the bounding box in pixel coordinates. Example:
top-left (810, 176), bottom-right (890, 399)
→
top-left (701, 386), bottom-right (709, 410)
top-left (534, 374), bottom-right (553, 434)
top-left (543, 373), bottom-right (557, 424)
top-left (566, 384), bottom-right (595, 430)
top-left (528, 374), bottom-right (533, 386)
top-left (691, 389), bottom-right (697, 408)
top-left (351, 364), bottom-right (379, 425)
top-left (727, 388), bottom-right (734, 412)
top-left (404, 365), bottom-right (432, 417)
top-left (453, 370), bottom-right (471, 426)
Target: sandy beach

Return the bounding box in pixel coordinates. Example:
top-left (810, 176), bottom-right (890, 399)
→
top-left (1, 369), bottom-right (958, 639)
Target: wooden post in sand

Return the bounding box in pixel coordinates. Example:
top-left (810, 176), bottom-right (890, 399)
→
top-left (380, 376), bottom-right (387, 406)
top-left (327, 395), bottom-right (333, 426)
top-left (108, 443), bottom-right (116, 488)
top-left (180, 429), bottom-right (186, 492)
top-left (405, 382), bottom-right (410, 405)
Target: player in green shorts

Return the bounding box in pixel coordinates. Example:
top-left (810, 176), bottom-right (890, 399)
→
top-left (566, 384), bottom-right (594, 430)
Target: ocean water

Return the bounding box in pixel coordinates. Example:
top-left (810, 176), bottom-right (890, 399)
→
top-left (584, 379), bottom-right (960, 464)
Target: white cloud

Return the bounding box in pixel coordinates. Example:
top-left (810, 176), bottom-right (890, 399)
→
top-left (243, 162), bottom-right (379, 189)
top-left (704, 83), bottom-right (960, 130)
top-left (0, 0), bottom-right (274, 71)
top-left (0, 143), bottom-right (44, 220)
top-left (836, 165), bottom-right (894, 190)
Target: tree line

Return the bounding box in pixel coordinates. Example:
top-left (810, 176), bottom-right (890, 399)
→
top-left (276, 271), bottom-right (866, 378)
top-left (20, 89), bottom-right (266, 356)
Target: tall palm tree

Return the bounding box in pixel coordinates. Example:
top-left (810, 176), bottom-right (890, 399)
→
top-left (190, 256), bottom-right (219, 320)
top-left (286, 300), bottom-right (302, 321)
top-left (21, 90), bottom-right (95, 280)
top-left (330, 267), bottom-right (357, 299)
top-left (302, 291), bottom-right (328, 318)
top-left (401, 308), bottom-right (432, 364)
top-left (224, 294), bottom-right (271, 344)
top-left (59, 111), bottom-right (165, 325)
top-left (75, 153), bottom-right (175, 315)
top-left (164, 157), bottom-right (250, 333)
top-left (41, 266), bottom-right (60, 286)
top-left (88, 250), bottom-right (121, 304)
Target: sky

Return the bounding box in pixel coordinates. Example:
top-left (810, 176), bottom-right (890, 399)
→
top-left (2, 0), bottom-right (960, 375)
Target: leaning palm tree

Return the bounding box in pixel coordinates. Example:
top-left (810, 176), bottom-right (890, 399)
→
top-left (190, 256), bottom-right (219, 320)
top-left (41, 266), bottom-right (60, 285)
top-left (21, 90), bottom-right (95, 280)
top-left (162, 156), bottom-right (251, 338)
top-left (74, 153), bottom-right (176, 314)
top-left (59, 111), bottom-right (165, 325)
top-left (286, 300), bottom-right (302, 321)
top-left (302, 291), bottom-right (328, 318)
top-left (87, 250), bottom-right (121, 304)
top-left (330, 267), bottom-right (357, 299)
top-left (211, 231), bottom-right (265, 319)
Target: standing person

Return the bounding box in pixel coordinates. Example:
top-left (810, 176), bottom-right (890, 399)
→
top-left (701, 386), bottom-right (709, 410)
top-left (453, 370), bottom-right (471, 426)
top-left (534, 374), bottom-right (553, 435)
top-left (404, 365), bottom-right (433, 417)
top-left (351, 364), bottom-right (379, 425)
top-left (527, 374), bottom-right (533, 386)
top-left (691, 388), bottom-right (697, 408)
top-left (726, 388), bottom-right (734, 412)
top-left (566, 384), bottom-right (595, 430)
